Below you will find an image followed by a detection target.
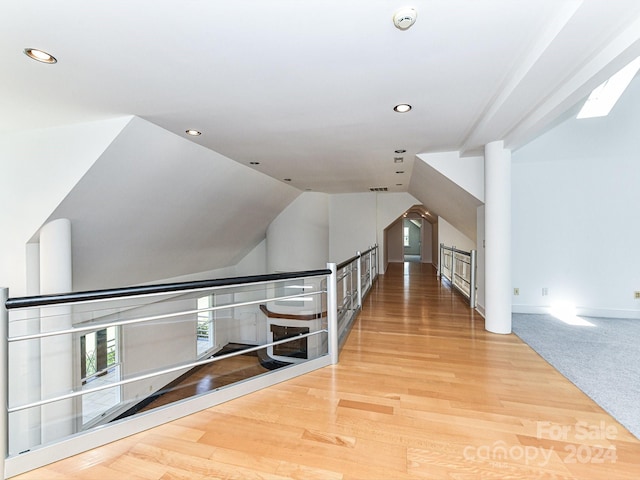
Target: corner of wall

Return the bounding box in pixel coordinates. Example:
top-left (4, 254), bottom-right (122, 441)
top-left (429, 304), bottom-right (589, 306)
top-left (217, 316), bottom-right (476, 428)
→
top-left (0, 117), bottom-right (133, 296)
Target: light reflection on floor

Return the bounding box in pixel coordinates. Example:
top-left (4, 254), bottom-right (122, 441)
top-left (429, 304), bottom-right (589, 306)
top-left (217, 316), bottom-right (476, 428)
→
top-left (549, 304), bottom-right (596, 327)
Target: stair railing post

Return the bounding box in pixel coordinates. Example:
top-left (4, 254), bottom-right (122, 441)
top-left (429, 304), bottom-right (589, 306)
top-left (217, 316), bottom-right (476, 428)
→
top-left (451, 249), bottom-right (456, 286)
top-left (1, 287), bottom-right (8, 479)
top-left (369, 246), bottom-right (374, 283)
top-left (326, 264), bottom-right (339, 364)
top-left (356, 252), bottom-right (362, 309)
top-left (470, 250), bottom-right (477, 308)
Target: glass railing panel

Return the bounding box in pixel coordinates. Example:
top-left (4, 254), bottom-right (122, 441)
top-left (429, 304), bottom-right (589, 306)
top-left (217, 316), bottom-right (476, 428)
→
top-left (5, 272), bottom-right (329, 457)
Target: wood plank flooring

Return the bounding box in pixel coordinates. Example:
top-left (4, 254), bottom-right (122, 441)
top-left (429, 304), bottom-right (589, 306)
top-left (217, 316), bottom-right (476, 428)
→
top-left (14, 262), bottom-right (640, 479)
top-left (137, 354), bottom-right (270, 414)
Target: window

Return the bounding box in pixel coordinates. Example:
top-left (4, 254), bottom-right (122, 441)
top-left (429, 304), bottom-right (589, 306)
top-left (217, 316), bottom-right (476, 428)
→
top-left (81, 327), bottom-right (117, 381)
top-left (197, 295), bottom-right (215, 356)
top-left (404, 226), bottom-right (410, 247)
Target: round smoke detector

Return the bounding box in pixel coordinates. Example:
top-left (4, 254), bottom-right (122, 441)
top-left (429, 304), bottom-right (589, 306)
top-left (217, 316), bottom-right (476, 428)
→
top-left (393, 7), bottom-right (417, 30)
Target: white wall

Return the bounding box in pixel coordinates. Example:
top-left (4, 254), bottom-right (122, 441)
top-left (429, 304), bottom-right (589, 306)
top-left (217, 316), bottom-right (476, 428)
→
top-left (386, 220), bottom-right (404, 263)
top-left (417, 151), bottom-right (485, 201)
top-left (512, 155), bottom-right (640, 316)
top-left (437, 216), bottom-right (476, 257)
top-left (236, 239), bottom-right (267, 276)
top-left (410, 154), bottom-right (482, 242)
top-left (329, 193), bottom-right (377, 263)
top-left (0, 117), bottom-right (132, 296)
top-left (512, 75), bottom-right (640, 318)
top-left (421, 220), bottom-right (433, 264)
top-left (267, 192), bottom-right (329, 272)
top-left (431, 221), bottom-right (439, 265)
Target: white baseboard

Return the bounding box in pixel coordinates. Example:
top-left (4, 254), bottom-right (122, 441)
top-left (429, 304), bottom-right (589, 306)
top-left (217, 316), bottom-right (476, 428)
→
top-left (512, 304), bottom-right (549, 315)
top-left (512, 304), bottom-right (640, 320)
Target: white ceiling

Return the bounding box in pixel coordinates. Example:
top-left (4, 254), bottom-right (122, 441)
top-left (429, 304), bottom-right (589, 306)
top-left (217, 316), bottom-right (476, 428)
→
top-left (3, 1), bottom-right (640, 194)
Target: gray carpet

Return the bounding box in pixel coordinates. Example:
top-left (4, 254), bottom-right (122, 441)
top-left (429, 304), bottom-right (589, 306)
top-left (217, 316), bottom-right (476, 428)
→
top-left (512, 313), bottom-right (640, 439)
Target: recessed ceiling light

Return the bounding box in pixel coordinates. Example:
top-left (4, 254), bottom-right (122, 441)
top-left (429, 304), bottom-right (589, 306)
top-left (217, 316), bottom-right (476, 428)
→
top-left (394, 157), bottom-right (404, 163)
top-left (24, 48), bottom-right (57, 64)
top-left (393, 104), bottom-right (412, 113)
top-left (185, 129), bottom-right (201, 136)
top-left (394, 149), bottom-right (406, 154)
top-left (249, 161), bottom-right (260, 165)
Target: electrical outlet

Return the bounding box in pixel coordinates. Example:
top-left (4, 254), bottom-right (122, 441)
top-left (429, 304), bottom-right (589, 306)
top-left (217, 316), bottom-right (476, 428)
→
top-left (513, 288), bottom-right (520, 296)
top-left (635, 291), bottom-right (640, 299)
top-left (542, 287), bottom-right (549, 296)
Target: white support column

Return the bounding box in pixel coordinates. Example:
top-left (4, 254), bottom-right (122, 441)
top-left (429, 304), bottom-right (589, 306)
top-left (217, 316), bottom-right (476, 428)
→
top-left (484, 141), bottom-right (512, 334)
top-left (39, 218), bottom-right (75, 443)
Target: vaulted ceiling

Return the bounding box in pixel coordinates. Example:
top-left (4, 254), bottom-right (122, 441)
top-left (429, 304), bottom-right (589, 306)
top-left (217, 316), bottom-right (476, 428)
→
top-left (4, 0), bottom-right (640, 194)
top-left (4, 1), bottom-right (640, 292)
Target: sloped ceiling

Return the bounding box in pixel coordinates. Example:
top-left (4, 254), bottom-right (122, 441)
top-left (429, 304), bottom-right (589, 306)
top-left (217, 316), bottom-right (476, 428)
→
top-left (5, 1), bottom-right (640, 291)
top-left (44, 117), bottom-right (300, 290)
top-left (409, 157), bottom-right (483, 242)
top-left (3, 1), bottom-right (640, 193)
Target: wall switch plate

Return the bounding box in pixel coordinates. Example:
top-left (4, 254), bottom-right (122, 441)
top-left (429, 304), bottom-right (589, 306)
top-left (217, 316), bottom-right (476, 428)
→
top-left (542, 287), bottom-right (549, 296)
top-left (513, 288), bottom-right (519, 295)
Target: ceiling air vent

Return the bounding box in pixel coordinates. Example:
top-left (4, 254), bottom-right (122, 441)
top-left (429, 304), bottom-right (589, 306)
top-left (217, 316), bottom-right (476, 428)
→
top-left (369, 187), bottom-right (388, 192)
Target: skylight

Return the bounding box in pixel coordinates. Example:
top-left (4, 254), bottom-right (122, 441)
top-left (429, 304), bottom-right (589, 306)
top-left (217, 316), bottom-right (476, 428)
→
top-left (577, 56), bottom-right (640, 119)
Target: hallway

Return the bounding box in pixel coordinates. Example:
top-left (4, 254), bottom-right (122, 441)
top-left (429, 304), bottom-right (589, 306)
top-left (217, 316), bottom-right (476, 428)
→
top-left (15, 263), bottom-right (640, 479)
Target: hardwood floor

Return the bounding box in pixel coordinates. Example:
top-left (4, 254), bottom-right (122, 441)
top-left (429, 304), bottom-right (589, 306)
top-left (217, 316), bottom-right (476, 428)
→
top-left (14, 263), bottom-right (640, 479)
top-left (136, 353), bottom-right (270, 414)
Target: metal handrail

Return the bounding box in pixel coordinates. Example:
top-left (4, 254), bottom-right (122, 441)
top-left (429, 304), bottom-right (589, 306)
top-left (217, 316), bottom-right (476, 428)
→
top-left (8, 290), bottom-right (324, 343)
top-left (454, 273), bottom-right (471, 285)
top-left (441, 245), bottom-right (472, 255)
top-left (336, 255), bottom-right (359, 270)
top-left (360, 246), bottom-right (376, 256)
top-left (5, 269), bottom-right (331, 310)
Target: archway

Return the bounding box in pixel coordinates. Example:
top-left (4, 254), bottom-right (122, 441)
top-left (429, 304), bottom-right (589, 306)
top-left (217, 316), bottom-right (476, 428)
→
top-left (383, 205), bottom-right (436, 270)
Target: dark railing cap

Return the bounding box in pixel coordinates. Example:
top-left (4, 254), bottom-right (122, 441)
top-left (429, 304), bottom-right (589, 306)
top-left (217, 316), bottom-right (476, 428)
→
top-left (6, 269), bottom-right (332, 310)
